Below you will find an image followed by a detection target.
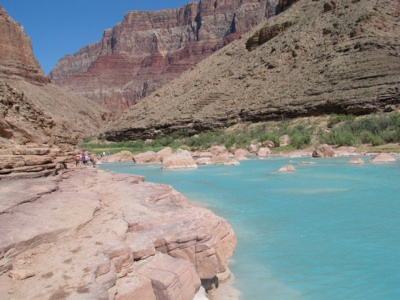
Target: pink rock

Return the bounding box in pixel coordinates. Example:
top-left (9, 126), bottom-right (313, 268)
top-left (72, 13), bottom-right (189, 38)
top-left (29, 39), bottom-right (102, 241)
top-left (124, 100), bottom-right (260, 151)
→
top-left (247, 144), bottom-right (259, 154)
top-left (162, 149), bottom-right (197, 169)
top-left (312, 144), bottom-right (334, 158)
top-left (257, 147), bottom-right (272, 156)
top-left (348, 158), bottom-right (365, 165)
top-left (115, 276), bottom-right (156, 300)
top-left (234, 149), bottom-right (250, 156)
top-left (196, 157), bottom-right (212, 165)
top-left (156, 147), bottom-right (174, 162)
top-left (107, 151), bottom-right (134, 162)
top-left (370, 153), bottom-right (396, 163)
top-left (135, 253), bottom-right (201, 300)
top-left (191, 151), bottom-right (213, 158)
top-left (278, 165), bottom-right (297, 173)
top-left (262, 140), bottom-right (275, 148)
top-left (211, 154), bottom-right (240, 166)
top-left (133, 151), bottom-right (160, 164)
top-left (208, 146), bottom-right (228, 155)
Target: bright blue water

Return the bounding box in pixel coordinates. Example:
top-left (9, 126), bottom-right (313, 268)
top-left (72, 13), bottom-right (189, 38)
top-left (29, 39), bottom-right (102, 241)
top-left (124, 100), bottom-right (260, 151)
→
top-left (101, 157), bottom-right (400, 300)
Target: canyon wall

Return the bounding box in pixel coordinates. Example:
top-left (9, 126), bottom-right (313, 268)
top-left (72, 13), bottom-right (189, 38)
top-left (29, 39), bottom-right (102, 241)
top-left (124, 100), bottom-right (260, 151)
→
top-left (49, 0), bottom-right (280, 115)
top-left (0, 6), bottom-right (110, 179)
top-left (101, 0), bottom-right (400, 141)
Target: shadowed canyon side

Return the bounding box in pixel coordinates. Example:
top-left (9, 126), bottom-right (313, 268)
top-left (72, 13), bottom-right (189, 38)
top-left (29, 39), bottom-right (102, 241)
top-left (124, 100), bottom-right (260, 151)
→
top-left (49, 0), bottom-right (281, 115)
top-left (0, 6), bottom-right (110, 179)
top-left (101, 0), bottom-right (400, 141)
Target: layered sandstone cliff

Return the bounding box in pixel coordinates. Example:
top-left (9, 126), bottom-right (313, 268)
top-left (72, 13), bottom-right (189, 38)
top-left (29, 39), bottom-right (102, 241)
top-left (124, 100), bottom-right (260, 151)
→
top-left (102, 0), bottom-right (400, 141)
top-left (0, 6), bottom-right (48, 84)
top-left (0, 6), bottom-right (110, 146)
top-left (0, 6), bottom-right (110, 179)
top-left (49, 0), bottom-right (281, 115)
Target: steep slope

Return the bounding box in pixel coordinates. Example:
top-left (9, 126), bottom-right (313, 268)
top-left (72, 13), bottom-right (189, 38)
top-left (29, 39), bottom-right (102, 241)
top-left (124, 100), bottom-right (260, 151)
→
top-left (102, 0), bottom-right (400, 141)
top-left (0, 6), bottom-right (110, 147)
top-left (49, 0), bottom-right (281, 115)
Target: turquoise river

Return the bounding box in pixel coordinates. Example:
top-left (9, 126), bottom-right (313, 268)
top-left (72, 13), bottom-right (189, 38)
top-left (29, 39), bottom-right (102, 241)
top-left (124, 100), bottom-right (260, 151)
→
top-left (101, 157), bottom-right (400, 300)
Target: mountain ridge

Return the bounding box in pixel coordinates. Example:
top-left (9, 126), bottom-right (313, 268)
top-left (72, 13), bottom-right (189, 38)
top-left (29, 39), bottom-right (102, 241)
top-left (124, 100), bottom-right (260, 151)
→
top-left (49, 0), bottom-right (282, 115)
top-left (101, 0), bottom-right (400, 141)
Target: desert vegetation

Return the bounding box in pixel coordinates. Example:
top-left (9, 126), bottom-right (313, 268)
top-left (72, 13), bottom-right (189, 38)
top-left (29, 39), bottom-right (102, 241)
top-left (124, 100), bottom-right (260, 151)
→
top-left (80, 112), bottom-right (400, 155)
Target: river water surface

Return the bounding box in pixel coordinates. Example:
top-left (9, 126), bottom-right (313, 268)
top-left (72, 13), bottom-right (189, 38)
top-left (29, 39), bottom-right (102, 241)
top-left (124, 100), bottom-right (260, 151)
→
top-left (101, 157), bottom-right (400, 300)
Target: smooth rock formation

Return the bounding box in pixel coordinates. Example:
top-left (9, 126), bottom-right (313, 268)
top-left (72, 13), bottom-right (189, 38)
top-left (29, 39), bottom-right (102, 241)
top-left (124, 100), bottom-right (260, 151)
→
top-left (312, 144), bottom-right (335, 158)
top-left (156, 147), bottom-right (174, 162)
top-left (257, 147), bottom-right (272, 156)
top-left (196, 157), bottom-right (213, 165)
top-left (369, 153), bottom-right (397, 163)
top-left (0, 168), bottom-right (237, 299)
top-left (101, 0), bottom-right (400, 141)
top-left (162, 149), bottom-right (198, 169)
top-left (348, 158), bottom-right (365, 165)
top-left (247, 144), bottom-right (259, 154)
top-left (50, 0), bottom-right (280, 115)
top-left (133, 151), bottom-right (160, 164)
top-left (211, 154), bottom-right (240, 165)
top-left (278, 164), bottom-right (296, 173)
top-left (106, 151), bottom-right (134, 162)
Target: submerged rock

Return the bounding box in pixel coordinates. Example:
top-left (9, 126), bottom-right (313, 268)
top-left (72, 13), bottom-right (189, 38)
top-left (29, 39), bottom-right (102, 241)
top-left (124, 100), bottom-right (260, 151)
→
top-left (278, 164), bottom-right (296, 173)
top-left (369, 153), bottom-right (397, 164)
top-left (348, 158), bottom-right (365, 165)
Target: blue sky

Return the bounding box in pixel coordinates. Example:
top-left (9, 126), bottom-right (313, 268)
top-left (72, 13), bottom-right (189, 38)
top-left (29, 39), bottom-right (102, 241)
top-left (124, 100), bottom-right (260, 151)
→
top-left (1, 0), bottom-right (194, 75)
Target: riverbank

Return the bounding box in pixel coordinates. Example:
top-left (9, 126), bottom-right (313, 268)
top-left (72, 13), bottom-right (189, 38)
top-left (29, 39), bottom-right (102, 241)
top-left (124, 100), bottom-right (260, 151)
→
top-left (0, 166), bottom-right (236, 299)
top-left (103, 155), bottom-right (400, 299)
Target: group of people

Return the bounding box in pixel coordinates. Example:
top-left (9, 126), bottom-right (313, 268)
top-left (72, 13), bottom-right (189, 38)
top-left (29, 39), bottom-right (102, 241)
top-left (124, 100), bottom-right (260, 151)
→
top-left (74, 152), bottom-right (97, 168)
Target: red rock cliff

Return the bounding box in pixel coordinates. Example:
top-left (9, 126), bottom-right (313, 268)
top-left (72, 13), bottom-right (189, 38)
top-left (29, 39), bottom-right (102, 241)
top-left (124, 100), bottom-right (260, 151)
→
top-left (0, 6), bottom-right (49, 84)
top-left (49, 0), bottom-right (280, 115)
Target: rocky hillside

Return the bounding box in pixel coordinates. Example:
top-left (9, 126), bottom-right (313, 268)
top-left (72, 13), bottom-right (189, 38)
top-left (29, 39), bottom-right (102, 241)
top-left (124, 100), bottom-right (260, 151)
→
top-left (0, 5), bottom-right (110, 147)
top-left (102, 0), bottom-right (400, 141)
top-left (0, 6), bottom-right (111, 179)
top-left (49, 0), bottom-right (282, 115)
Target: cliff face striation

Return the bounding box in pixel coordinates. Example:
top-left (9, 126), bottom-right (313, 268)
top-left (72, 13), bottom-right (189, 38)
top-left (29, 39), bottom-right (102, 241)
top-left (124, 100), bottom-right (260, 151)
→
top-left (101, 0), bottom-right (400, 141)
top-left (49, 0), bottom-right (281, 115)
top-left (0, 6), bottom-right (48, 84)
top-left (0, 6), bottom-right (111, 179)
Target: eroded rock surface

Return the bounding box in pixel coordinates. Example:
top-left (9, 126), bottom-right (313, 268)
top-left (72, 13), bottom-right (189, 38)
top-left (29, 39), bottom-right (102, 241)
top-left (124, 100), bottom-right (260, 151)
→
top-left (0, 168), bottom-right (237, 299)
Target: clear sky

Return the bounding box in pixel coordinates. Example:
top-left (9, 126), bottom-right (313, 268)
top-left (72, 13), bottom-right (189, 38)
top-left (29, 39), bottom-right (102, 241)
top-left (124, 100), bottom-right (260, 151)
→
top-left (1, 0), bottom-right (194, 75)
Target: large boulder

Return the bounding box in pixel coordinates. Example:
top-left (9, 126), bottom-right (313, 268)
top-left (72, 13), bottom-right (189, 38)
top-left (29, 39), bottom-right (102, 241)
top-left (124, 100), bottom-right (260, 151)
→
top-left (133, 151), bottom-right (160, 164)
top-left (369, 153), bottom-right (397, 164)
top-left (312, 144), bottom-right (335, 158)
top-left (257, 147), bottom-right (272, 156)
top-left (162, 149), bottom-right (198, 169)
top-left (107, 151), bottom-right (133, 162)
top-left (211, 154), bottom-right (240, 166)
top-left (156, 147), bottom-right (174, 162)
top-left (208, 146), bottom-right (228, 156)
top-left (247, 144), bottom-right (259, 154)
